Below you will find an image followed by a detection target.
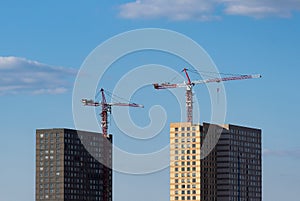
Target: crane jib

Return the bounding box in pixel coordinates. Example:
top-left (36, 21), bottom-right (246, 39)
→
top-left (152, 70), bottom-right (262, 123)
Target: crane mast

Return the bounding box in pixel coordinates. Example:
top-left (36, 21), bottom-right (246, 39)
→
top-left (100, 88), bottom-right (109, 137)
top-left (153, 68), bottom-right (262, 123)
top-left (182, 68), bottom-right (193, 123)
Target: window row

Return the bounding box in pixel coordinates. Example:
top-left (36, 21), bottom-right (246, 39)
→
top-left (174, 144), bottom-right (197, 149)
top-left (175, 190), bottom-right (197, 195)
top-left (39, 172), bottom-right (60, 177)
top-left (174, 184), bottom-right (197, 189)
top-left (174, 133), bottom-right (197, 137)
top-left (174, 161), bottom-right (197, 166)
top-left (174, 155), bottom-right (197, 160)
top-left (39, 133), bottom-right (60, 138)
top-left (174, 196), bottom-right (197, 200)
top-left (174, 173), bottom-right (197, 177)
top-left (174, 127), bottom-right (197, 131)
top-left (174, 179), bottom-right (197, 183)
top-left (39, 138), bottom-right (60, 143)
top-left (174, 138), bottom-right (197, 143)
top-left (39, 144), bottom-right (61, 149)
top-left (174, 150), bottom-right (197, 154)
top-left (174, 167), bottom-right (196, 172)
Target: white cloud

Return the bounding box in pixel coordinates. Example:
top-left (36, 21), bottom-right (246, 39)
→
top-left (32, 88), bottom-right (69, 95)
top-left (221, 0), bottom-right (300, 18)
top-left (264, 148), bottom-right (300, 158)
top-left (119, 0), bottom-right (217, 21)
top-left (118, 0), bottom-right (300, 20)
top-left (0, 56), bottom-right (77, 95)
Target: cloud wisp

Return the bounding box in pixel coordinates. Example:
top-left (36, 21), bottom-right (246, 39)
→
top-left (119, 0), bottom-right (218, 21)
top-left (0, 56), bottom-right (77, 95)
top-left (118, 0), bottom-right (300, 21)
top-left (263, 148), bottom-right (300, 159)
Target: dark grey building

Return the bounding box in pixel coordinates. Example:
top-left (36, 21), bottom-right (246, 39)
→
top-left (36, 128), bottom-right (112, 201)
top-left (215, 124), bottom-right (262, 201)
top-left (202, 123), bottom-right (262, 201)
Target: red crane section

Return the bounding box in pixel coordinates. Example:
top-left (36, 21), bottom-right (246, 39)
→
top-left (153, 69), bottom-right (262, 123)
top-left (183, 68), bottom-right (192, 85)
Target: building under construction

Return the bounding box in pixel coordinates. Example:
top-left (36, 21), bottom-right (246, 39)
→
top-left (170, 122), bottom-right (262, 201)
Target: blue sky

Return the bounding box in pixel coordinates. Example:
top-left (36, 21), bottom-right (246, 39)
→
top-left (0, 1), bottom-right (300, 201)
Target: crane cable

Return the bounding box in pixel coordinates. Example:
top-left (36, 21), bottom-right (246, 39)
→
top-left (187, 68), bottom-right (243, 78)
top-left (96, 89), bottom-right (136, 105)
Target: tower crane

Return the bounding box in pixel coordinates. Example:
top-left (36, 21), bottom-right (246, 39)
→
top-left (153, 68), bottom-right (262, 123)
top-left (81, 88), bottom-right (144, 137)
top-left (81, 88), bottom-right (143, 201)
